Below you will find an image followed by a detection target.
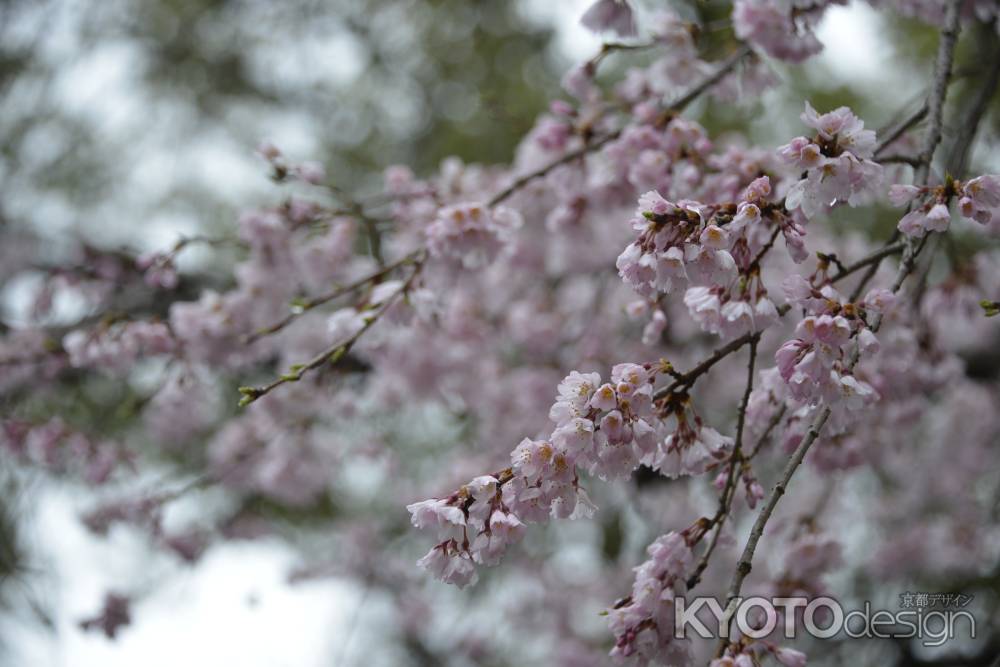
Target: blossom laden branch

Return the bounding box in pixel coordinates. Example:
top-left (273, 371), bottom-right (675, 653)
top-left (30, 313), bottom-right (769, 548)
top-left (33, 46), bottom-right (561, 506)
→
top-left (716, 4), bottom-right (964, 655)
top-left (487, 43), bottom-right (754, 208)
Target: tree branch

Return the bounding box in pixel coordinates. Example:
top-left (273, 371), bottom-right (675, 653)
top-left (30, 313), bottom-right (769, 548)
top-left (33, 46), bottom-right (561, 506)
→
top-left (828, 241), bottom-right (906, 284)
top-left (238, 258), bottom-right (424, 406)
top-left (487, 44), bottom-right (753, 208)
top-left (242, 250), bottom-right (421, 344)
top-left (716, 6), bottom-right (963, 655)
top-left (914, 1), bottom-right (962, 187)
top-left (687, 339), bottom-right (758, 589)
top-left (874, 103), bottom-right (927, 157)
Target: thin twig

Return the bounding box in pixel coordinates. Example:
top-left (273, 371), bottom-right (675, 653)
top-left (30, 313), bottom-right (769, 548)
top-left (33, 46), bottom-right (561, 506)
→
top-left (487, 44), bottom-right (753, 208)
top-left (329, 184), bottom-right (386, 267)
top-left (877, 154), bottom-right (922, 167)
top-left (487, 132), bottom-right (621, 208)
top-left (242, 251), bottom-right (420, 344)
top-left (238, 258), bottom-right (425, 406)
top-left (746, 403), bottom-right (788, 462)
top-left (828, 241), bottom-right (906, 284)
top-left (874, 103), bottom-right (928, 157)
top-left (590, 40), bottom-right (658, 69)
top-left (653, 304), bottom-right (790, 402)
top-left (686, 340), bottom-right (758, 589)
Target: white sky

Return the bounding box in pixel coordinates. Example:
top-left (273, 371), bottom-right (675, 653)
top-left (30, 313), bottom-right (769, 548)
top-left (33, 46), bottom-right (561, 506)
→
top-left (8, 487), bottom-right (359, 667)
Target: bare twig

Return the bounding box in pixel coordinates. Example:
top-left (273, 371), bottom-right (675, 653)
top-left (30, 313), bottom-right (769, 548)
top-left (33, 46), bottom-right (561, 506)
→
top-left (687, 340), bottom-right (758, 589)
top-left (653, 304), bottom-right (790, 403)
top-left (877, 154), bottom-right (922, 168)
top-left (590, 40), bottom-right (658, 69)
top-left (487, 132), bottom-right (621, 207)
top-left (329, 184), bottom-right (386, 267)
top-left (242, 250), bottom-right (420, 344)
top-left (238, 258), bottom-right (425, 406)
top-left (828, 241), bottom-right (906, 284)
top-left (746, 403), bottom-right (788, 462)
top-left (874, 103), bottom-right (928, 157)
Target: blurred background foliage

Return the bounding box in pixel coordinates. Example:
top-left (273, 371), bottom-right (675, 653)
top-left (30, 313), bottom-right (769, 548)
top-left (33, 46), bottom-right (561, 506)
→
top-left (0, 0), bottom-right (565, 251)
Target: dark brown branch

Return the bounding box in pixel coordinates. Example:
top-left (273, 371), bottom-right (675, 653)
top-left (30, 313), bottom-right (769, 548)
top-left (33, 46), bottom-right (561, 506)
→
top-left (486, 132), bottom-right (622, 208)
top-left (828, 241), bottom-right (906, 284)
top-left (877, 154), bottom-right (922, 168)
top-left (653, 304), bottom-right (790, 403)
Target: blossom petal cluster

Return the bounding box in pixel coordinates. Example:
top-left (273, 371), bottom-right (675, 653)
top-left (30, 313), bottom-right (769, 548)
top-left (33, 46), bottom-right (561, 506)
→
top-left (580, 0), bottom-right (637, 37)
top-left (734, 0), bottom-right (843, 62)
top-left (618, 180), bottom-right (785, 339)
top-left (775, 275), bottom-right (885, 418)
top-left (63, 321), bottom-right (174, 372)
top-left (894, 174), bottom-right (1000, 237)
top-left (608, 530), bottom-right (693, 664)
top-left (425, 202), bottom-right (523, 269)
top-left (655, 399), bottom-right (734, 478)
top-left (779, 102), bottom-right (882, 219)
top-left (409, 364), bottom-right (662, 586)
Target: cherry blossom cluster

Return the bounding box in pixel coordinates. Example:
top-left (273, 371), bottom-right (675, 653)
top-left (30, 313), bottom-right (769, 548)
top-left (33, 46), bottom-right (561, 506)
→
top-left (1, 417), bottom-right (127, 485)
top-left (655, 395), bottom-right (735, 478)
top-left (409, 363), bottom-right (667, 586)
top-left (256, 141), bottom-right (327, 185)
top-left (734, 0), bottom-right (843, 63)
top-left (607, 529), bottom-right (694, 664)
top-left (63, 321), bottom-right (174, 372)
top-left (712, 456), bottom-right (765, 510)
top-left (775, 275), bottom-right (886, 417)
top-left (136, 249), bottom-right (180, 289)
top-left (79, 592), bottom-right (132, 639)
top-left (779, 102), bottom-right (882, 219)
top-left (712, 645), bottom-right (807, 667)
top-left (579, 0), bottom-right (637, 37)
top-left (407, 475), bottom-right (524, 588)
top-left (617, 177), bottom-right (787, 339)
top-left (3, 0), bottom-right (1000, 663)
top-left (616, 192), bottom-right (734, 299)
top-left (425, 202), bottom-right (523, 269)
top-left (893, 174), bottom-right (1000, 237)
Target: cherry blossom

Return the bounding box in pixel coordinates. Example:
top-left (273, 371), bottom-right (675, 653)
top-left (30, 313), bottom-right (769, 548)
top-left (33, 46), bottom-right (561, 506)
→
top-left (780, 102), bottom-right (883, 219)
top-left (2, 2), bottom-right (998, 665)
